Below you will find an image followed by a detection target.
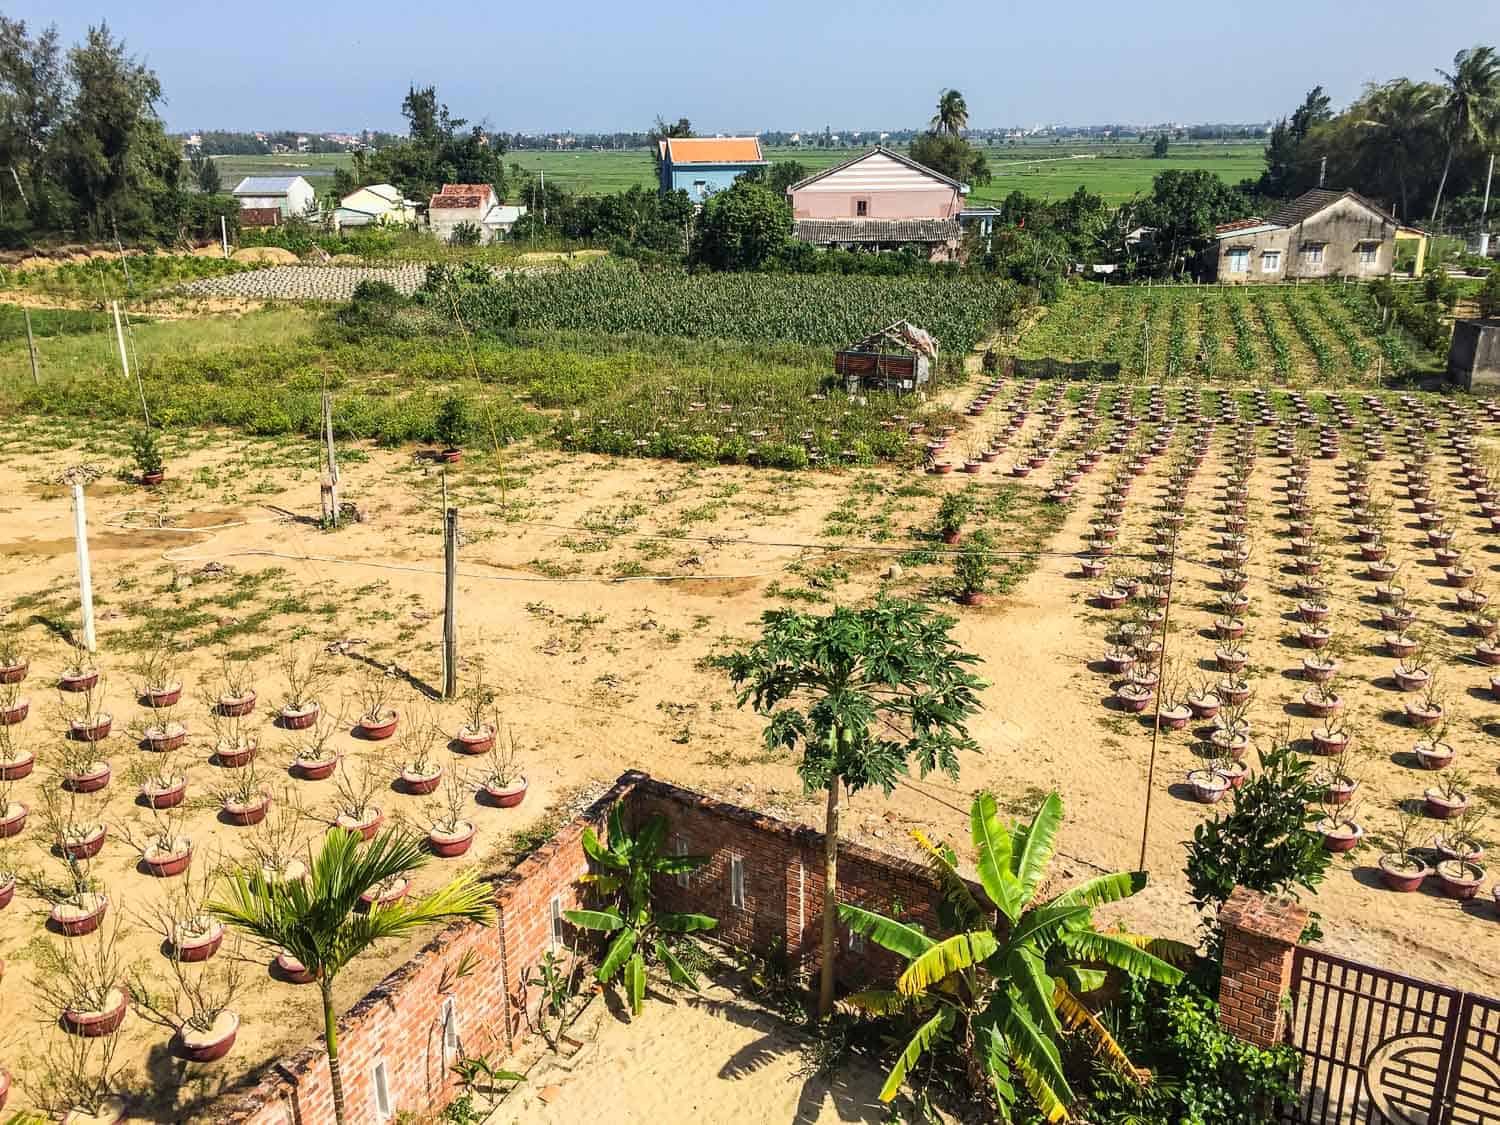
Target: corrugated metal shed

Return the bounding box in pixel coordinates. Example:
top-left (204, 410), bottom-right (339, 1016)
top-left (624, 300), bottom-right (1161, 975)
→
top-left (232, 176), bottom-right (305, 195)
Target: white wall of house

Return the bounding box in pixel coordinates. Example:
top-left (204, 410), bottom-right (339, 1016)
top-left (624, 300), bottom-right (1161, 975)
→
top-left (235, 178), bottom-right (316, 218)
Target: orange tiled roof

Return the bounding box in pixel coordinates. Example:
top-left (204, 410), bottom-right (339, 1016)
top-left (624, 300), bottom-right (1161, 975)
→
top-left (665, 137), bottom-right (763, 164)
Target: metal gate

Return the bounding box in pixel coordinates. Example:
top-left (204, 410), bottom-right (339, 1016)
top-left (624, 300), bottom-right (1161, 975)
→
top-left (1283, 947), bottom-right (1500, 1125)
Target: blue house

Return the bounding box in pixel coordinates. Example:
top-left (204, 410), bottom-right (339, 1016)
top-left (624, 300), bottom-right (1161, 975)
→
top-left (657, 137), bottom-right (767, 202)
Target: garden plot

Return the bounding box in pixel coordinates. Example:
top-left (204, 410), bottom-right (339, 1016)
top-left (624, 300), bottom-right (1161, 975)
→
top-left (176, 263), bottom-right (434, 301)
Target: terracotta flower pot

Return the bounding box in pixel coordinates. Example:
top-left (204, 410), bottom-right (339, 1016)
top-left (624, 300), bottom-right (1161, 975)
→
top-left (483, 777), bottom-right (529, 807)
top-left (401, 765), bottom-right (443, 795)
top-left (63, 1095), bottom-right (127, 1124)
top-left (1186, 693), bottom-right (1221, 721)
top-left (222, 793), bottom-right (270, 826)
top-left (0, 750), bottom-right (34, 780)
top-left (1392, 667), bottom-right (1430, 693)
top-left (0, 660), bottom-right (26, 685)
top-left (214, 740), bottom-right (257, 768)
top-left (141, 776), bottom-right (186, 810)
top-left (1318, 819), bottom-right (1363, 853)
top-left (1404, 701), bottom-right (1443, 730)
top-left (68, 715), bottom-right (112, 743)
top-left (275, 952), bottom-right (319, 983)
top-left (293, 754), bottom-right (339, 781)
top-left (61, 824), bottom-right (107, 860)
top-left (141, 469), bottom-right (165, 486)
top-left (1435, 836), bottom-right (1484, 864)
top-left (1424, 788), bottom-right (1468, 820)
top-left (1435, 860), bottom-right (1485, 901)
top-left (177, 1010), bottom-right (239, 1063)
top-left (957, 591), bottom-right (986, 606)
top-left (0, 696), bottom-right (27, 725)
top-left (59, 669), bottom-right (99, 692)
top-left (1214, 648), bottom-right (1247, 674)
top-left (429, 821), bottom-right (476, 858)
top-left (142, 723), bottom-right (187, 753)
top-left (51, 892), bottom-right (108, 936)
top-left (0, 801), bottom-right (26, 840)
top-left (1323, 779), bottom-right (1358, 806)
top-left (1158, 704), bottom-right (1191, 731)
top-left (64, 761), bottom-right (111, 794)
top-left (62, 988), bottom-right (128, 1037)
top-left (144, 838), bottom-right (192, 878)
top-left (1302, 690), bottom-right (1342, 719)
top-left (280, 701), bottom-right (320, 730)
top-left (438, 448), bottom-right (463, 464)
top-left (0, 875), bottom-right (13, 910)
top-left (143, 682), bottom-right (182, 708)
top-left (173, 917), bottom-right (224, 962)
top-left (1415, 741), bottom-right (1455, 770)
top-left (357, 709), bottom-right (399, 741)
top-left (1218, 680), bottom-right (1252, 706)
top-left (357, 877), bottom-right (409, 911)
top-left (1187, 770), bottom-right (1230, 803)
top-left (1378, 853), bottom-right (1429, 893)
top-left (334, 809), bottom-right (384, 840)
top-left (217, 690), bottom-right (256, 718)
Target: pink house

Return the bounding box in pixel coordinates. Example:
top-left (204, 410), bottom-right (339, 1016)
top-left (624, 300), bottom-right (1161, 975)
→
top-left (786, 147), bottom-right (969, 260)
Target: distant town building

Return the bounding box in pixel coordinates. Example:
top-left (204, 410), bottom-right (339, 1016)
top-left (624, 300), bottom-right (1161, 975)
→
top-left (1204, 189), bottom-right (1428, 283)
top-left (426, 184), bottom-right (526, 242)
top-left (231, 175), bottom-right (316, 226)
top-left (656, 137), bottom-right (767, 202)
top-left (786, 147), bottom-right (968, 261)
top-left (335, 183), bottom-right (420, 230)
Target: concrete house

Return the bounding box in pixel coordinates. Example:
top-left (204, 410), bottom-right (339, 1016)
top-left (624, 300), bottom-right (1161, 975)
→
top-left (231, 175), bottom-right (317, 226)
top-left (786, 147), bottom-right (968, 261)
top-left (657, 137), bottom-right (767, 202)
top-left (334, 183), bottom-right (419, 230)
top-left (1204, 188), bottom-right (1427, 283)
top-left (426, 184), bottom-right (526, 243)
top-left (1449, 319), bottom-right (1500, 392)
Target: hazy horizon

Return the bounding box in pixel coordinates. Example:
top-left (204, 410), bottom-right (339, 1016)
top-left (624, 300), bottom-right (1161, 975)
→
top-left (24, 1), bottom-right (1500, 135)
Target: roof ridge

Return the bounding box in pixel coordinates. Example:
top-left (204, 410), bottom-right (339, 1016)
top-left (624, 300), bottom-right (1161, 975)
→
top-left (784, 146), bottom-right (967, 194)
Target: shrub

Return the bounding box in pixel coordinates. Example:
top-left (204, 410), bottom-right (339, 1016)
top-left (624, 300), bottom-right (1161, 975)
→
top-left (434, 394), bottom-right (472, 450)
top-left (129, 428), bottom-right (163, 475)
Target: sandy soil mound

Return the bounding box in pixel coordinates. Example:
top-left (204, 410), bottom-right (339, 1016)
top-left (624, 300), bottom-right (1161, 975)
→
top-left (230, 246), bottom-right (298, 265)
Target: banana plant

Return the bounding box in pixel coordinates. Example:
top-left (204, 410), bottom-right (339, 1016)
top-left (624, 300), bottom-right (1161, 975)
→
top-left (564, 803), bottom-right (717, 1017)
top-left (839, 791), bottom-right (1189, 1121)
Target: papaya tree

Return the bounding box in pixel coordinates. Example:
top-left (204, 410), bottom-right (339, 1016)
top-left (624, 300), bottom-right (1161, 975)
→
top-left (839, 791), bottom-right (1188, 1120)
top-left (564, 803), bottom-right (717, 1016)
top-left (716, 597), bottom-right (986, 1019)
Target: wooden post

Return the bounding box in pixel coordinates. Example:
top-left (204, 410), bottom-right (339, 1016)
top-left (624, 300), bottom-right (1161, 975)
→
top-left (442, 506), bottom-right (459, 699)
top-left (1138, 525), bottom-right (1175, 872)
top-left (23, 308), bottom-right (39, 387)
top-left (321, 391), bottom-right (339, 527)
top-left (73, 483), bottom-right (96, 653)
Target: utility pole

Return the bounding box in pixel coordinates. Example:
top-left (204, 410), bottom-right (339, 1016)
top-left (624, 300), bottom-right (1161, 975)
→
top-left (221, 214), bottom-right (230, 259)
top-left (23, 308), bottom-right (39, 387)
top-left (73, 484), bottom-right (96, 653)
top-left (1480, 154), bottom-right (1495, 258)
top-left (442, 505), bottom-right (459, 699)
top-left (320, 390), bottom-right (340, 526)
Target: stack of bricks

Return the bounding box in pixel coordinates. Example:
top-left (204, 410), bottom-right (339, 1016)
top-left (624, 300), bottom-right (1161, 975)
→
top-left (220, 771), bottom-right (965, 1124)
top-left (1216, 886), bottom-right (1310, 1048)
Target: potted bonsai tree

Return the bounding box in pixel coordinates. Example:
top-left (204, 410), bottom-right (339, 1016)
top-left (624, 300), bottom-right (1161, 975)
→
top-left (1424, 771), bottom-right (1471, 820)
top-left (217, 762), bottom-right (271, 826)
top-left (129, 750), bottom-right (187, 810)
top-left (1314, 741), bottom-right (1360, 806)
top-left (137, 699), bottom-right (187, 754)
top-left (61, 679), bottom-right (112, 748)
top-left (0, 680), bottom-right (27, 727)
top-left (57, 730), bottom-right (111, 795)
top-left (1414, 721), bottom-right (1456, 770)
top-left (290, 705), bottom-right (344, 781)
top-left (398, 707), bottom-right (444, 795)
top-left (130, 643), bottom-right (182, 709)
top-left (117, 800), bottom-right (192, 878)
top-left (1377, 807), bottom-right (1430, 893)
top-left (427, 768), bottom-right (477, 858)
top-left (1404, 673), bottom-right (1444, 730)
top-left (1184, 676), bottom-right (1221, 721)
top-left (207, 704), bottom-right (259, 769)
top-left (331, 758), bottom-right (384, 839)
top-left (130, 426), bottom-right (165, 486)
top-left (1316, 798), bottom-right (1364, 854)
top-left (278, 646), bottom-right (329, 730)
top-left (1187, 750), bottom-right (1231, 804)
top-left (212, 655), bottom-right (257, 718)
top-left (434, 393), bottom-right (472, 463)
top-left (0, 721), bottom-right (34, 779)
top-left (456, 665), bottom-right (496, 754)
top-left (935, 486), bottom-right (976, 545)
top-left (0, 628), bottom-right (27, 685)
top-left (1435, 806), bottom-right (1486, 867)
top-left (479, 728), bottom-right (527, 807)
top-left (34, 921), bottom-right (130, 1038)
top-left (128, 934), bottom-right (245, 1062)
top-left (1302, 676), bottom-right (1344, 721)
top-left (1434, 833), bottom-right (1485, 901)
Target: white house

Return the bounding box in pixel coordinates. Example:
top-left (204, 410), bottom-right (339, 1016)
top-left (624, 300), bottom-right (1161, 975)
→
top-left (427, 183), bottom-right (526, 243)
top-left (231, 175), bottom-right (316, 226)
top-left (334, 183), bottom-right (419, 230)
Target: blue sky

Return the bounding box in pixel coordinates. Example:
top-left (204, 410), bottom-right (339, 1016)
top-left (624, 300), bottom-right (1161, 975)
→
top-left (26, 1), bottom-right (1500, 134)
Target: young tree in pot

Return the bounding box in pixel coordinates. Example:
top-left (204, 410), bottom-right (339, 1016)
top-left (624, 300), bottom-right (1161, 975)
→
top-left (935, 486), bottom-right (977, 545)
top-left (478, 728), bottom-right (527, 807)
top-left (128, 933), bottom-right (246, 1061)
top-left (952, 529), bottom-right (993, 606)
top-left (456, 657), bottom-right (496, 753)
top-left (129, 426), bottom-right (165, 486)
top-left (1314, 740), bottom-right (1360, 806)
top-left (212, 654), bottom-right (257, 718)
top-left (330, 757), bottom-right (384, 839)
top-left (137, 861), bottom-right (228, 963)
top-left (0, 626), bottom-right (27, 685)
top-left (117, 799), bottom-right (193, 878)
top-left (244, 793), bottom-right (310, 885)
top-left (716, 597), bottom-right (986, 1020)
top-left (0, 680), bottom-right (28, 727)
top-left (136, 698), bottom-right (187, 754)
top-left (426, 767), bottom-right (477, 857)
top-left (837, 791), bottom-right (1186, 1116)
top-left (217, 761), bottom-right (272, 826)
top-left (564, 803), bottom-right (717, 1017)
top-left (434, 393), bottom-right (472, 463)
top-left (1424, 770), bottom-right (1471, 820)
top-left (1405, 672), bottom-right (1445, 730)
top-left (210, 827), bottom-right (497, 1125)
top-left (290, 704), bottom-right (346, 781)
top-left (207, 703), bottom-right (260, 768)
top-left (60, 679), bottom-right (113, 749)
top-left (0, 720), bottom-right (34, 779)
top-left (1414, 719), bottom-right (1457, 770)
top-left (1435, 806), bottom-right (1487, 867)
top-left (33, 920), bottom-right (130, 1037)
top-left (130, 643), bottom-right (182, 710)
top-left (1376, 806), bottom-right (1430, 892)
top-left (1185, 676), bottom-right (1221, 721)
top-left (1188, 747), bottom-right (1232, 804)
top-left (353, 668), bottom-right (399, 741)
top-left (397, 704), bottom-right (444, 795)
top-left (58, 638), bottom-right (99, 693)
top-left (278, 646), bottom-right (331, 730)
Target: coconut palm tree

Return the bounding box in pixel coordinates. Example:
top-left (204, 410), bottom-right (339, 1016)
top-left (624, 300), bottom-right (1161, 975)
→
top-left (931, 89), bottom-right (969, 137)
top-left (1430, 45), bottom-right (1500, 222)
top-left (839, 791), bottom-right (1187, 1121)
top-left (1355, 79), bottom-right (1442, 220)
top-left (211, 827), bottom-right (497, 1125)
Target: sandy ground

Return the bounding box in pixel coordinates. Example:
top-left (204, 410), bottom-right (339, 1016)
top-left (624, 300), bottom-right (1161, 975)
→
top-left (0, 377), bottom-right (1498, 1116)
top-left (497, 981), bottom-right (889, 1125)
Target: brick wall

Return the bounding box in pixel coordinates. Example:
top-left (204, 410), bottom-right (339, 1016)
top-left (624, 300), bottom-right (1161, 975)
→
top-left (221, 772), bottom-right (960, 1124)
top-left (1216, 886), bottom-right (1309, 1049)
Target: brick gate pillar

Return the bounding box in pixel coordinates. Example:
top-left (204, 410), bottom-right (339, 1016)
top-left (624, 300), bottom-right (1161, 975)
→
top-left (1217, 886), bottom-right (1309, 1048)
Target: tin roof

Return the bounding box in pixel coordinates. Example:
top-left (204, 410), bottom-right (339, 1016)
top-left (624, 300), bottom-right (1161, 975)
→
top-left (232, 176), bottom-right (308, 195)
top-left (663, 137), bottom-right (764, 165)
top-left (786, 146), bottom-right (967, 194)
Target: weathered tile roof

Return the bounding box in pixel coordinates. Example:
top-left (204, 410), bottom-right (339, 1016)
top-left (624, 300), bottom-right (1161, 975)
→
top-left (1214, 217), bottom-right (1267, 235)
top-left (429, 183), bottom-right (495, 210)
top-left (1265, 188), bottom-right (1402, 229)
top-left (794, 218), bottom-right (961, 244)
